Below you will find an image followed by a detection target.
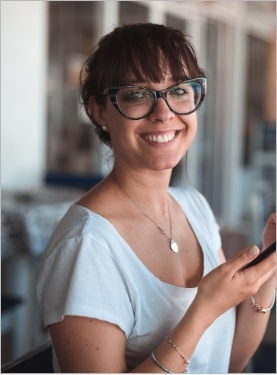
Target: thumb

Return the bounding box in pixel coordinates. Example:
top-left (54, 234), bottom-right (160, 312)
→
top-left (234, 245), bottom-right (260, 269)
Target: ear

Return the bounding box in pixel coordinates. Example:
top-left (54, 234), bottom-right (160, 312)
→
top-left (88, 96), bottom-right (109, 131)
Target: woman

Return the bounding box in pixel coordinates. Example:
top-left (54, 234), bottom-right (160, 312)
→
top-left (37, 23), bottom-right (276, 373)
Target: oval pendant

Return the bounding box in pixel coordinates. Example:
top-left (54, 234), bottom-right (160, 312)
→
top-left (170, 240), bottom-right (179, 253)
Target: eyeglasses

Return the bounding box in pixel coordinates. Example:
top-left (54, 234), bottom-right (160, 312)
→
top-left (101, 78), bottom-right (207, 120)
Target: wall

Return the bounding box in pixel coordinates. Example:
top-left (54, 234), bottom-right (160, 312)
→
top-left (1, 1), bottom-right (48, 191)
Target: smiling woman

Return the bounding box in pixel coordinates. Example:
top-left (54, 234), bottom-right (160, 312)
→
top-left (80, 23), bottom-right (206, 147)
top-left (37, 23), bottom-right (276, 373)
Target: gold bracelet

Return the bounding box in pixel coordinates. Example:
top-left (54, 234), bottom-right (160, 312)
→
top-left (251, 289), bottom-right (276, 313)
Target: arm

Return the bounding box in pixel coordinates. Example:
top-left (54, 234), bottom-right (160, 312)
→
top-left (229, 292), bottom-right (274, 373)
top-left (49, 300), bottom-right (209, 373)
top-left (49, 240), bottom-right (276, 373)
top-left (229, 213), bottom-right (276, 372)
top-left (50, 317), bottom-right (128, 373)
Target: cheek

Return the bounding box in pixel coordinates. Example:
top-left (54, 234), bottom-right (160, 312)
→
top-left (177, 119), bottom-right (197, 156)
top-left (105, 115), bottom-right (134, 147)
top-left (182, 115), bottom-right (197, 140)
top-left (105, 105), bottom-right (141, 141)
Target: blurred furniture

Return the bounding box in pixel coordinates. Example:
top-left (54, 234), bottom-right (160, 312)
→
top-left (2, 186), bottom-right (84, 260)
top-left (1, 341), bottom-right (53, 373)
top-left (1, 186), bottom-right (82, 363)
top-left (1, 294), bottom-right (24, 364)
top-left (1, 295), bottom-right (23, 334)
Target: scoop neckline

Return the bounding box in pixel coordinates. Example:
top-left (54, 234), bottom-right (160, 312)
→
top-left (72, 189), bottom-right (205, 290)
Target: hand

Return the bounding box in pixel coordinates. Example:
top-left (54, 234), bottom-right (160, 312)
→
top-left (194, 245), bottom-right (276, 326)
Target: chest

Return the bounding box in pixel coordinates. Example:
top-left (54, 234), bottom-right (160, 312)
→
top-left (111, 209), bottom-right (204, 288)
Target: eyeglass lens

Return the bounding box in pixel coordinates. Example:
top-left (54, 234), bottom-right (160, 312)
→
top-left (116, 81), bottom-right (203, 119)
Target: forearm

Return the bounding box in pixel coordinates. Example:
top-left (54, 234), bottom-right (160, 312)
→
top-left (229, 288), bottom-right (275, 373)
top-left (229, 216), bottom-right (276, 374)
top-left (130, 299), bottom-right (211, 373)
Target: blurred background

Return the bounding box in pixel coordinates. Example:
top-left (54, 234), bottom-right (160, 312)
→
top-left (1, 1), bottom-right (276, 372)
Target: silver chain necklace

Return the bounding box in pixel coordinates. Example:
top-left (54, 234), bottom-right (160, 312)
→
top-left (113, 174), bottom-right (179, 253)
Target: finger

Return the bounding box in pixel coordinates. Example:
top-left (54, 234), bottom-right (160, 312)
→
top-left (262, 213), bottom-right (276, 250)
top-left (242, 249), bottom-right (276, 277)
top-left (250, 260), bottom-right (276, 288)
top-left (228, 246), bottom-right (260, 270)
top-left (242, 242), bottom-right (275, 270)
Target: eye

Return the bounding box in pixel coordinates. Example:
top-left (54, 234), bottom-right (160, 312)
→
top-left (121, 88), bottom-right (150, 102)
top-left (169, 87), bottom-right (190, 101)
top-left (171, 87), bottom-right (188, 96)
top-left (128, 90), bottom-right (144, 99)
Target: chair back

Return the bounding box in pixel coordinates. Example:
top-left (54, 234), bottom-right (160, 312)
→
top-left (1, 341), bottom-right (53, 373)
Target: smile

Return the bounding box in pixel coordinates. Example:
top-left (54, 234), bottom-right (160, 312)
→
top-left (142, 131), bottom-right (176, 144)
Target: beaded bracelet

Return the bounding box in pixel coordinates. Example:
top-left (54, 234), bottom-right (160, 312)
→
top-left (151, 350), bottom-right (187, 374)
top-left (165, 336), bottom-right (191, 365)
top-left (251, 289), bottom-right (276, 313)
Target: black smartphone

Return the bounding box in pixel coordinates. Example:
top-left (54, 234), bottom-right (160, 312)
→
top-left (242, 241), bottom-right (276, 270)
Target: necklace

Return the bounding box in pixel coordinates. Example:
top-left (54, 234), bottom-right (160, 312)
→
top-left (113, 174), bottom-right (179, 253)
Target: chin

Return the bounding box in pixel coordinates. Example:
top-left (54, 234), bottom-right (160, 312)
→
top-left (146, 157), bottom-right (182, 171)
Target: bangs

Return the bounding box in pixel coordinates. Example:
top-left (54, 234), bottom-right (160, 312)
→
top-left (96, 23), bottom-right (205, 89)
top-left (109, 47), bottom-right (191, 86)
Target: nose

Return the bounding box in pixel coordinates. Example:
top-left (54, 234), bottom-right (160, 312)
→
top-left (148, 97), bottom-right (175, 122)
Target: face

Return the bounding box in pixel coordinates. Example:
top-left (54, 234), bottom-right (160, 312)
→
top-left (90, 74), bottom-right (198, 174)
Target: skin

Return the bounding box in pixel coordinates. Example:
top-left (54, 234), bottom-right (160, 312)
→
top-left (49, 74), bottom-right (276, 373)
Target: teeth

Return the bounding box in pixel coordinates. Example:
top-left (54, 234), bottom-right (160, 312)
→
top-left (144, 132), bottom-right (175, 143)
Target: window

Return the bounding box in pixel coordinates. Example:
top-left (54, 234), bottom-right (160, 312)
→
top-left (47, 1), bottom-right (103, 177)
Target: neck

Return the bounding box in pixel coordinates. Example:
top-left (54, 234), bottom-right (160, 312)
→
top-left (111, 166), bottom-right (172, 216)
top-left (111, 167), bottom-right (179, 253)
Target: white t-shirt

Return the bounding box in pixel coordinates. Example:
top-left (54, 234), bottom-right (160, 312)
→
top-left (37, 187), bottom-right (236, 373)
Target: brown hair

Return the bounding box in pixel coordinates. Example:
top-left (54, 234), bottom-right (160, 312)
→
top-left (80, 23), bottom-right (206, 147)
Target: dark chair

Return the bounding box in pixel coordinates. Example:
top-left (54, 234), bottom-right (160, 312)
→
top-left (1, 341), bottom-right (53, 373)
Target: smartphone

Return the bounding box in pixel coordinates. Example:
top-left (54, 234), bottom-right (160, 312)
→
top-left (242, 241), bottom-right (276, 270)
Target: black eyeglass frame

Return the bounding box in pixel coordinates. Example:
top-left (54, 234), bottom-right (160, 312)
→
top-left (101, 77), bottom-right (207, 120)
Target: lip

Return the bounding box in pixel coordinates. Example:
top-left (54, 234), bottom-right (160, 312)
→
top-left (141, 130), bottom-right (180, 145)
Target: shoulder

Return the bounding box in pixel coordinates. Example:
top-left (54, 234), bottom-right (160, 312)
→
top-left (37, 204), bottom-right (136, 333)
top-left (41, 204), bottom-right (120, 264)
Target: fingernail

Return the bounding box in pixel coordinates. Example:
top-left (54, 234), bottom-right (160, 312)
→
top-left (248, 247), bottom-right (260, 257)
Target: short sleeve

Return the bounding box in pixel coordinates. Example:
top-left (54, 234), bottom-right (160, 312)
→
top-left (36, 235), bottom-right (135, 337)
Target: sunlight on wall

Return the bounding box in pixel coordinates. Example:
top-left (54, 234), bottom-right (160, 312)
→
top-left (1, 1), bottom-right (48, 191)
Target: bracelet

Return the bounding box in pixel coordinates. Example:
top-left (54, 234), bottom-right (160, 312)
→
top-left (151, 351), bottom-right (187, 374)
top-left (251, 289), bottom-right (276, 313)
top-left (165, 336), bottom-right (191, 365)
